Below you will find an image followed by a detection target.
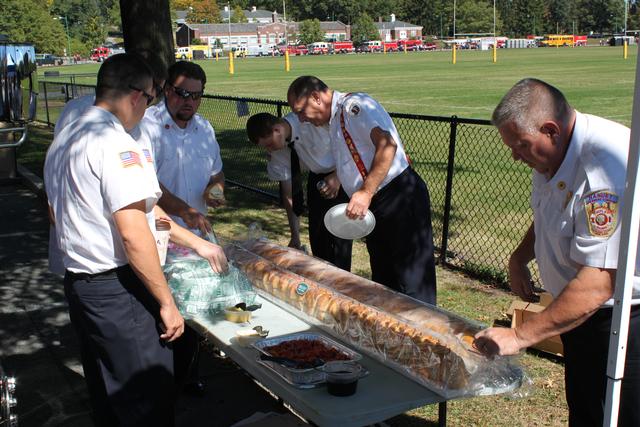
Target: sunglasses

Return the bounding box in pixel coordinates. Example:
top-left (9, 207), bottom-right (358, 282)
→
top-left (169, 85), bottom-right (203, 101)
top-left (129, 85), bottom-right (155, 106)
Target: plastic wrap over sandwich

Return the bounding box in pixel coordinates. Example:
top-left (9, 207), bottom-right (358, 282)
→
top-left (226, 238), bottom-right (525, 398)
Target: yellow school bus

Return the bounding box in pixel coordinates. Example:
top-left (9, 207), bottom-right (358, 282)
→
top-left (540, 35), bottom-right (575, 47)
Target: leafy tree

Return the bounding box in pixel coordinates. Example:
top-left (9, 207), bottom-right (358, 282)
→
top-left (69, 37), bottom-right (89, 57)
top-left (52, 0), bottom-right (102, 40)
top-left (172, 0), bottom-right (192, 9)
top-left (82, 15), bottom-right (107, 48)
top-left (544, 0), bottom-right (573, 34)
top-left (397, 0), bottom-right (447, 37)
top-left (577, 0), bottom-right (623, 34)
top-left (352, 12), bottom-right (379, 45)
top-left (108, 0), bottom-right (122, 32)
top-left (298, 19), bottom-right (324, 44)
top-left (0, 0), bottom-right (67, 54)
top-left (186, 0), bottom-right (221, 23)
top-left (455, 0), bottom-right (499, 34)
top-left (231, 5), bottom-right (248, 23)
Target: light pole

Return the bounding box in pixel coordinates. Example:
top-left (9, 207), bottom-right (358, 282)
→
top-left (624, 0), bottom-right (628, 37)
top-left (453, 0), bottom-right (457, 39)
top-left (227, 2), bottom-right (232, 49)
top-left (56, 16), bottom-right (71, 60)
top-left (187, 7), bottom-right (193, 46)
top-left (283, 0), bottom-right (288, 47)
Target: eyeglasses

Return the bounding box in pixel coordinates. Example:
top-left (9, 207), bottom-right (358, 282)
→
top-left (128, 85), bottom-right (155, 106)
top-left (169, 84), bottom-right (203, 101)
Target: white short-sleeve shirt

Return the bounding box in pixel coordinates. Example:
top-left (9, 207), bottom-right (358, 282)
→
top-left (532, 112), bottom-right (640, 306)
top-left (266, 112), bottom-right (335, 181)
top-left (48, 97), bottom-right (159, 275)
top-left (142, 101), bottom-right (223, 228)
top-left (44, 106), bottom-right (161, 274)
top-left (53, 94), bottom-right (95, 138)
top-left (328, 91), bottom-right (409, 196)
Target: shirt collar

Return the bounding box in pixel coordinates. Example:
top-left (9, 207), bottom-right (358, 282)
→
top-left (285, 113), bottom-right (301, 144)
top-left (88, 105), bottom-right (127, 133)
top-left (158, 99), bottom-right (196, 132)
top-left (329, 90), bottom-right (344, 127)
top-left (536, 111), bottom-right (585, 189)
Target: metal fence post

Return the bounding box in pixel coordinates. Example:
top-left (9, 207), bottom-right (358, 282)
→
top-left (277, 104), bottom-right (282, 118)
top-left (440, 115), bottom-right (458, 265)
top-left (43, 81), bottom-right (50, 126)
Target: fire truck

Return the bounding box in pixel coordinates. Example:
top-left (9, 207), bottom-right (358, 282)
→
top-left (364, 40), bottom-right (398, 52)
top-left (309, 42), bottom-right (330, 54)
top-left (397, 39), bottom-right (423, 51)
top-left (331, 41), bottom-right (354, 53)
top-left (278, 44), bottom-right (308, 56)
top-left (90, 46), bottom-right (111, 62)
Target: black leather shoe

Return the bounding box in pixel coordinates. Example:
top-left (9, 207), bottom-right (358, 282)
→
top-left (183, 379), bottom-right (207, 397)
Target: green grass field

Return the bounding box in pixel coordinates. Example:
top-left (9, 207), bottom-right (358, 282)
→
top-left (43, 46), bottom-right (637, 124)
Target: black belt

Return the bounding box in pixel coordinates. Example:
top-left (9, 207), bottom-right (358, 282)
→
top-left (65, 265), bottom-right (129, 281)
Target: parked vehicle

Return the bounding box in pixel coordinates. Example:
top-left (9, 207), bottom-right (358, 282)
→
top-left (35, 53), bottom-right (56, 66)
top-left (90, 46), bottom-right (111, 62)
top-left (278, 44), bottom-right (308, 56)
top-left (247, 44), bottom-right (276, 57)
top-left (422, 42), bottom-right (437, 51)
top-left (175, 45), bottom-right (212, 60)
top-left (540, 34), bottom-right (587, 47)
top-left (331, 41), bottom-right (354, 53)
top-left (231, 46), bottom-right (248, 58)
top-left (309, 42), bottom-right (330, 55)
top-left (364, 40), bottom-right (382, 52)
top-left (397, 39), bottom-right (422, 51)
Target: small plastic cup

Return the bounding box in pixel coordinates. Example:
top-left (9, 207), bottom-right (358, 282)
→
top-left (323, 361), bottom-right (362, 397)
top-left (155, 220), bottom-right (171, 266)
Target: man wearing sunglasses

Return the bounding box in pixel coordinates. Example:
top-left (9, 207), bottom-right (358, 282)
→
top-left (44, 53), bottom-right (181, 426)
top-left (142, 61), bottom-right (225, 235)
top-left (141, 60), bottom-right (225, 397)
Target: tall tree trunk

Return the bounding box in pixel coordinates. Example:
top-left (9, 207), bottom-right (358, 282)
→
top-left (120, 0), bottom-right (175, 73)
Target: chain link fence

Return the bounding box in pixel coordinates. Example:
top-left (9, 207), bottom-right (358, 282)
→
top-left (36, 80), bottom-right (534, 285)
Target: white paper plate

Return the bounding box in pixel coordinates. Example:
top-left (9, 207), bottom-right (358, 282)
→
top-left (324, 203), bottom-right (376, 240)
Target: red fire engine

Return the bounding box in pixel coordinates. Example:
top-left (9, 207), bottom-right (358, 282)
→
top-left (332, 41), bottom-right (354, 53)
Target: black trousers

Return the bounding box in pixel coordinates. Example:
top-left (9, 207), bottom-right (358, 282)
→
top-left (64, 265), bottom-right (175, 427)
top-left (561, 305), bottom-right (640, 427)
top-left (366, 167), bottom-right (437, 305)
top-left (306, 171), bottom-right (353, 271)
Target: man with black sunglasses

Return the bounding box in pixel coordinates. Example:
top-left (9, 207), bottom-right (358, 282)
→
top-left (141, 60), bottom-right (225, 397)
top-left (142, 61), bottom-right (225, 235)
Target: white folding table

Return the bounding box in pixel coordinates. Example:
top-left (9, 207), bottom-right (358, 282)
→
top-left (188, 296), bottom-right (448, 427)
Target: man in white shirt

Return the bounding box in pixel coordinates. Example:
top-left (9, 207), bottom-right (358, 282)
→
top-left (474, 78), bottom-right (640, 426)
top-left (287, 76), bottom-right (436, 305)
top-left (246, 112), bottom-right (352, 270)
top-left (44, 53), bottom-right (181, 426)
top-left (141, 61), bottom-right (224, 234)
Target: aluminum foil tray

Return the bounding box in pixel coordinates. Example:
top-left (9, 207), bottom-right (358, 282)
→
top-left (252, 332), bottom-right (362, 388)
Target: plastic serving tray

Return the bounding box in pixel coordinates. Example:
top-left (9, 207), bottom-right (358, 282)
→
top-left (252, 332), bottom-right (363, 389)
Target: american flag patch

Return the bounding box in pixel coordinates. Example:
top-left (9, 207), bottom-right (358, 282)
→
top-left (142, 149), bottom-right (153, 163)
top-left (119, 151), bottom-right (141, 168)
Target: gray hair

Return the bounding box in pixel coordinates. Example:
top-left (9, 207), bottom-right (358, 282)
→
top-left (492, 78), bottom-right (571, 133)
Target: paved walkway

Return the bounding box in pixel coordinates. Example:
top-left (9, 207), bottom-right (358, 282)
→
top-left (0, 174), bottom-right (287, 427)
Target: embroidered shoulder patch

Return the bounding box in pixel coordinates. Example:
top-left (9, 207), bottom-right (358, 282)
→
top-left (142, 149), bottom-right (153, 163)
top-left (119, 151), bottom-right (142, 168)
top-left (584, 191), bottom-right (618, 237)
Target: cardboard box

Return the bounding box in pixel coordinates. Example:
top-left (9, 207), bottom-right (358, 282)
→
top-left (507, 293), bottom-right (564, 357)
